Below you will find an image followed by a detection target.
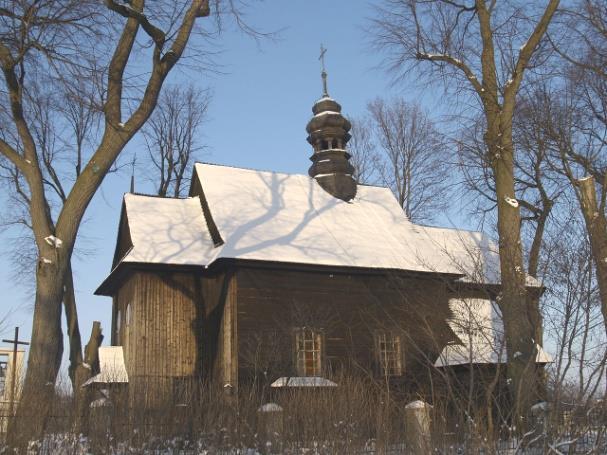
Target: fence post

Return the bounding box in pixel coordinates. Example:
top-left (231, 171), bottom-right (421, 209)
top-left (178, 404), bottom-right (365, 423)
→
top-left (405, 400), bottom-right (432, 455)
top-left (257, 403), bottom-right (283, 454)
top-left (530, 402), bottom-right (550, 433)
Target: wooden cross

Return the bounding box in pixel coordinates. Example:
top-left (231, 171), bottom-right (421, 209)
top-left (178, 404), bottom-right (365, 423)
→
top-left (2, 327), bottom-right (29, 417)
top-left (319, 44), bottom-right (329, 96)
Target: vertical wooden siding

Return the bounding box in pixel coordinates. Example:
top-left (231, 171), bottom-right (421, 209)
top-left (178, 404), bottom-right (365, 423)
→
top-left (131, 271), bottom-right (200, 379)
top-left (235, 267), bottom-right (454, 384)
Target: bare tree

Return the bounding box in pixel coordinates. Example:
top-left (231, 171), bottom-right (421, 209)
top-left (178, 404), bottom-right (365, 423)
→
top-left (367, 98), bottom-right (449, 223)
top-left (0, 0), bottom-right (235, 443)
top-left (370, 0), bottom-right (560, 418)
top-left (547, 1), bottom-right (607, 335)
top-left (142, 84), bottom-right (211, 197)
top-left (348, 117), bottom-right (377, 185)
top-left (545, 79), bottom-right (607, 334)
top-left (0, 79), bottom-right (115, 437)
top-left (348, 98), bottom-right (450, 223)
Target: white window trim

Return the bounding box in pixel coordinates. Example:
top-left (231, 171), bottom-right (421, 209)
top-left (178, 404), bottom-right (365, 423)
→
top-left (295, 327), bottom-right (323, 377)
top-left (376, 332), bottom-right (403, 377)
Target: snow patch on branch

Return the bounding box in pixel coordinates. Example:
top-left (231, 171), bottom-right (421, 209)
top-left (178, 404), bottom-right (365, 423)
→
top-left (44, 235), bottom-right (63, 248)
top-left (41, 257), bottom-right (52, 264)
top-left (504, 196), bottom-right (519, 208)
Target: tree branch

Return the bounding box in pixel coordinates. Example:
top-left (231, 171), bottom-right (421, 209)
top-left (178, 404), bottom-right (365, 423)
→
top-left (503, 0), bottom-right (560, 109)
top-left (104, 0), bottom-right (166, 48)
top-left (415, 52), bottom-right (485, 96)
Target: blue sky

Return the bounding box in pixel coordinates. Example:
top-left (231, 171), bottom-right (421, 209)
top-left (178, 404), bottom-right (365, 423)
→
top-left (0, 0), bottom-right (466, 369)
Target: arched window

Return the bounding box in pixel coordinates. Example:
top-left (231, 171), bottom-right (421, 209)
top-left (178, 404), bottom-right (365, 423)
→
top-left (125, 303), bottom-right (132, 327)
top-left (116, 309), bottom-right (122, 339)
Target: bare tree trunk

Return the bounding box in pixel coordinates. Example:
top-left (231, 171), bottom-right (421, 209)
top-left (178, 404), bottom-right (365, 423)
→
top-left (8, 254), bottom-right (67, 446)
top-left (64, 261), bottom-right (84, 389)
top-left (74, 322), bottom-right (104, 434)
top-left (488, 123), bottom-right (539, 423)
top-left (526, 205), bottom-right (551, 349)
top-left (575, 176), bottom-right (607, 333)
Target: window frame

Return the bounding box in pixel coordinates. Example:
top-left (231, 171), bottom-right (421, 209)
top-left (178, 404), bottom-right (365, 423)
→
top-left (115, 309), bottom-right (122, 343)
top-left (375, 331), bottom-right (403, 377)
top-left (125, 302), bottom-right (132, 327)
top-left (294, 327), bottom-right (324, 377)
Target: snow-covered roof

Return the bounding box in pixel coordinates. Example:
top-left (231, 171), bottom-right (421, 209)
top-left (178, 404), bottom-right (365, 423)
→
top-left (270, 377), bottom-right (338, 388)
top-left (405, 400), bottom-right (433, 410)
top-left (103, 163), bottom-right (539, 287)
top-left (83, 346), bottom-right (128, 386)
top-left (121, 195), bottom-right (215, 266)
top-left (258, 403), bottom-right (283, 412)
top-left (434, 298), bottom-right (552, 367)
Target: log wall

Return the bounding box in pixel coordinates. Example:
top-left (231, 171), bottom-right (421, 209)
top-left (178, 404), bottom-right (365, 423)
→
top-left (235, 267), bottom-right (455, 388)
top-left (111, 264), bottom-right (465, 406)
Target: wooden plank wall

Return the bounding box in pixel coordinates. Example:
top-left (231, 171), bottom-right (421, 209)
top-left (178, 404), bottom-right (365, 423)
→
top-left (236, 267), bottom-right (455, 387)
top-left (120, 271), bottom-right (202, 408)
top-left (204, 272), bottom-right (238, 392)
top-left (113, 273), bottom-right (135, 354)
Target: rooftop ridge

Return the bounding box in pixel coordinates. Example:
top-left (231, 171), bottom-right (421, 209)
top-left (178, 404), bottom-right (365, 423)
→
top-left (194, 161), bottom-right (390, 190)
top-left (124, 192), bottom-right (194, 201)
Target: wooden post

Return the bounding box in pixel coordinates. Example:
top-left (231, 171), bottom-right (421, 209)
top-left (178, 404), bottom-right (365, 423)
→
top-left (220, 273), bottom-right (238, 399)
top-left (405, 400), bottom-right (432, 455)
top-left (530, 401), bottom-right (550, 434)
top-left (257, 403), bottom-right (283, 454)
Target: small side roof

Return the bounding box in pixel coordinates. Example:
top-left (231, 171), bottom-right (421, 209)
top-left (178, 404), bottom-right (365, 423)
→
top-left (121, 194), bottom-right (215, 266)
top-left (271, 376), bottom-right (338, 388)
top-left (434, 298), bottom-right (551, 367)
top-left (83, 346), bottom-right (128, 386)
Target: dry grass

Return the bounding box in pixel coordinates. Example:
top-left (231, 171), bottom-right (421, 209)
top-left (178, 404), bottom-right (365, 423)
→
top-left (1, 372), bottom-right (606, 454)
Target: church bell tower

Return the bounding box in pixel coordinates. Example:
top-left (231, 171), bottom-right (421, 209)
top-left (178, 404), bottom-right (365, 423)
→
top-left (306, 45), bottom-right (357, 201)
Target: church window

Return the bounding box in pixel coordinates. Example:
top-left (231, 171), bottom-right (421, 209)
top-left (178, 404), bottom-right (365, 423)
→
top-left (125, 303), bottom-right (132, 327)
top-left (376, 332), bottom-right (403, 376)
top-left (295, 328), bottom-right (322, 376)
top-left (116, 309), bottom-right (122, 340)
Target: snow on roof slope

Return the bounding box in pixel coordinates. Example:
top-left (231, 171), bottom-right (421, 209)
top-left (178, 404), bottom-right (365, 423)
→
top-left (112, 163), bottom-right (538, 286)
top-left (122, 194), bottom-right (215, 266)
top-left (434, 298), bottom-right (551, 367)
top-left (192, 163), bottom-right (469, 274)
top-left (83, 346), bottom-right (128, 385)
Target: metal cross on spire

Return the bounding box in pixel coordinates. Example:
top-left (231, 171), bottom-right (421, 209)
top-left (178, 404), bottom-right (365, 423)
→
top-left (319, 44), bottom-right (329, 97)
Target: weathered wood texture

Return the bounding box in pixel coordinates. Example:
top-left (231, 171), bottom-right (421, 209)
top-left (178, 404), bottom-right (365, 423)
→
top-left (235, 267), bottom-right (455, 388)
top-left (108, 264), bottom-right (487, 407)
top-left (113, 271), bottom-right (204, 408)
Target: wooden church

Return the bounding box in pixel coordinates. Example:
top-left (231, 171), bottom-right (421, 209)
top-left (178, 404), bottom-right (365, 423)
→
top-left (94, 74), bottom-right (550, 409)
